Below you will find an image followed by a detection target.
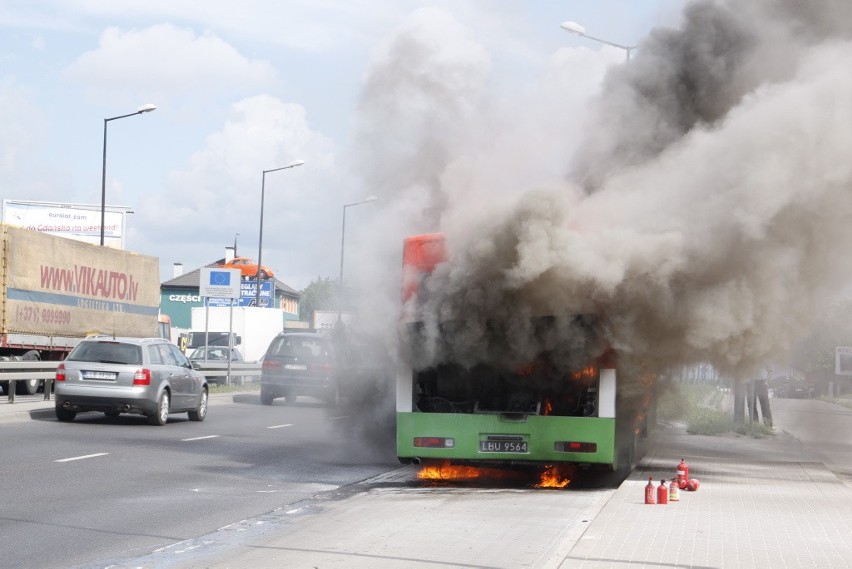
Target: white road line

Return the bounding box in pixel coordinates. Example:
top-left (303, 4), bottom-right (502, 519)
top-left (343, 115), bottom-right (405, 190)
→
top-left (328, 415), bottom-right (351, 420)
top-left (55, 453), bottom-right (109, 463)
top-left (181, 435), bottom-right (220, 441)
top-left (267, 424), bottom-right (293, 429)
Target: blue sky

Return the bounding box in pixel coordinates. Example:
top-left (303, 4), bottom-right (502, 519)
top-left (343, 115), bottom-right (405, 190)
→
top-left (0, 0), bottom-right (686, 292)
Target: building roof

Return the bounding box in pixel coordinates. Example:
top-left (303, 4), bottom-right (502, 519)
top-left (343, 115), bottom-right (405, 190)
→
top-left (161, 259), bottom-right (300, 298)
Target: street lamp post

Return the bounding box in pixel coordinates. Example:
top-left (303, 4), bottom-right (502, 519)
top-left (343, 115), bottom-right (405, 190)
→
top-left (560, 21), bottom-right (635, 60)
top-left (256, 160), bottom-right (304, 307)
top-left (337, 196), bottom-right (378, 323)
top-left (100, 103), bottom-right (157, 246)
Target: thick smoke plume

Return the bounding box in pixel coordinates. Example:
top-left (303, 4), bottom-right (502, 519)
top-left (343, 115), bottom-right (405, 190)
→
top-left (349, 0), bottom-right (852, 384)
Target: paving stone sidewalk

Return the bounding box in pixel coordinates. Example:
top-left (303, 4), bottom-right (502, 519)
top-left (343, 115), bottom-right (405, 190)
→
top-left (561, 423), bottom-right (852, 568)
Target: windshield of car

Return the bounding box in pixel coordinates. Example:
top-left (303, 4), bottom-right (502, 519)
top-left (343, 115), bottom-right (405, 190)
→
top-left (67, 341), bottom-right (143, 365)
top-left (190, 347), bottom-right (235, 360)
top-left (268, 336), bottom-right (330, 359)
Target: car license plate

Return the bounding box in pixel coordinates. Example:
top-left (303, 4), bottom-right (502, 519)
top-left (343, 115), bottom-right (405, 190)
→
top-left (284, 364), bottom-right (307, 371)
top-left (479, 440), bottom-right (528, 453)
top-left (83, 370), bottom-right (117, 380)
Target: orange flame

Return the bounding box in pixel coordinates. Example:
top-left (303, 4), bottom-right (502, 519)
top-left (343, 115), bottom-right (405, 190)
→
top-left (571, 366), bottom-right (598, 381)
top-left (535, 465), bottom-right (572, 488)
top-left (417, 461), bottom-right (483, 481)
top-left (416, 461), bottom-right (524, 482)
top-left (542, 399), bottom-right (553, 416)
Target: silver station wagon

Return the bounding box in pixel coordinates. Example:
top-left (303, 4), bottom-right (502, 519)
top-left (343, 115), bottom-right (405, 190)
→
top-left (55, 336), bottom-right (209, 425)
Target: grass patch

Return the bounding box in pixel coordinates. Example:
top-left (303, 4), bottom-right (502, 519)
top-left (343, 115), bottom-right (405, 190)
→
top-left (209, 381), bottom-right (260, 394)
top-left (659, 383), bottom-right (774, 438)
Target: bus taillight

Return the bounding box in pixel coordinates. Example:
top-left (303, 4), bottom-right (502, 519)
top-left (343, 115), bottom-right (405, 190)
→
top-left (554, 441), bottom-right (597, 453)
top-left (414, 437), bottom-right (455, 448)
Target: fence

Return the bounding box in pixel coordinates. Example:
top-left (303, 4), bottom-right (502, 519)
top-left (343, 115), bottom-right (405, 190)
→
top-left (1, 360), bottom-right (262, 403)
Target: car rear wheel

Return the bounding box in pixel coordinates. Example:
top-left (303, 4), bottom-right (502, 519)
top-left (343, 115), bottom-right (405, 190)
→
top-left (188, 389), bottom-right (208, 421)
top-left (282, 392), bottom-right (296, 405)
top-left (56, 406), bottom-right (76, 422)
top-left (148, 391), bottom-right (170, 426)
top-left (260, 387), bottom-right (275, 405)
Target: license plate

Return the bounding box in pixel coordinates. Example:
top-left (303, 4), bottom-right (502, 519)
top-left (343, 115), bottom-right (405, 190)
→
top-left (284, 364), bottom-right (307, 371)
top-left (83, 370), bottom-right (117, 380)
top-left (479, 440), bottom-right (528, 453)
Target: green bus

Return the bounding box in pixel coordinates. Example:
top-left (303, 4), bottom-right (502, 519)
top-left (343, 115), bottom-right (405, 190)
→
top-left (396, 233), bottom-right (654, 474)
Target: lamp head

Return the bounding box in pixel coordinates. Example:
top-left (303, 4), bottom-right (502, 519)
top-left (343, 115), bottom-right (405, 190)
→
top-left (560, 21), bottom-right (586, 35)
top-left (137, 103), bottom-right (157, 113)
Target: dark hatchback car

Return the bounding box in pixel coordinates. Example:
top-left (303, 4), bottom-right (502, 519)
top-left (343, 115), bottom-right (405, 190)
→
top-left (55, 336), bottom-right (208, 425)
top-left (260, 332), bottom-right (339, 406)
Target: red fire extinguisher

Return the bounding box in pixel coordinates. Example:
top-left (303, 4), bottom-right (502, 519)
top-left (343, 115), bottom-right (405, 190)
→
top-left (669, 477), bottom-right (680, 502)
top-left (657, 479), bottom-right (669, 505)
top-left (677, 458), bottom-right (689, 489)
top-left (645, 476), bottom-right (656, 504)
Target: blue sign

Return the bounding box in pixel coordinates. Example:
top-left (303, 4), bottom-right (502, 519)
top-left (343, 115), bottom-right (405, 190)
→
top-left (209, 270), bottom-right (231, 286)
top-left (208, 281), bottom-right (274, 307)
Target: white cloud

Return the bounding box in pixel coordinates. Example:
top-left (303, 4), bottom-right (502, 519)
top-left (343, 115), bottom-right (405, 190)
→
top-left (63, 23), bottom-right (279, 100)
top-left (0, 78), bottom-right (44, 188)
top-left (129, 94), bottom-right (340, 290)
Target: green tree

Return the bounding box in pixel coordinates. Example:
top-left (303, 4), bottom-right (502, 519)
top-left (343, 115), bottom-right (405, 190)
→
top-left (299, 276), bottom-right (338, 322)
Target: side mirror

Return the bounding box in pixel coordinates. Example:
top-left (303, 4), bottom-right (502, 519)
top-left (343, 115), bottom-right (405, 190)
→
top-left (234, 335), bottom-right (242, 346)
top-left (190, 360), bottom-right (201, 370)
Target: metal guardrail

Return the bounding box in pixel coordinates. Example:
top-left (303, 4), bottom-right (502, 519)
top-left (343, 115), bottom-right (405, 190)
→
top-left (190, 362), bottom-right (262, 382)
top-left (0, 361), bottom-right (60, 403)
top-left (1, 361), bottom-right (263, 403)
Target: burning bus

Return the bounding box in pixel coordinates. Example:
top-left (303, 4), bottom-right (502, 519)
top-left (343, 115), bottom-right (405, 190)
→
top-left (396, 233), bottom-right (655, 478)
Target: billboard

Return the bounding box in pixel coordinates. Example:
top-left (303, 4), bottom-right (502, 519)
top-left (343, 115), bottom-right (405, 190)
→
top-left (207, 281), bottom-right (274, 307)
top-left (2, 199), bottom-right (131, 249)
top-left (4, 225), bottom-right (160, 337)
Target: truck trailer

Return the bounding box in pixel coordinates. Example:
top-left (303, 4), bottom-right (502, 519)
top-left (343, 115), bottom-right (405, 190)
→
top-left (0, 225), bottom-right (160, 395)
top-left (190, 306), bottom-right (284, 362)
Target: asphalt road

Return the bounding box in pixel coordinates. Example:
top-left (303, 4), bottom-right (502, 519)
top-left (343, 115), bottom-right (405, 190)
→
top-left (1, 393), bottom-right (399, 569)
top-left (9, 392), bottom-right (846, 568)
top-left (770, 396), bottom-right (852, 485)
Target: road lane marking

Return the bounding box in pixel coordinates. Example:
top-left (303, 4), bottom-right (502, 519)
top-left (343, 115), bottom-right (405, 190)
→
top-left (328, 415), bottom-right (351, 420)
top-left (181, 435), bottom-right (220, 441)
top-left (267, 424), bottom-right (293, 429)
top-left (55, 453), bottom-right (109, 463)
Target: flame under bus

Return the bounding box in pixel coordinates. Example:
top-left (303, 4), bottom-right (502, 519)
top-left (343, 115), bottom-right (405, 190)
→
top-left (396, 233), bottom-right (652, 472)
